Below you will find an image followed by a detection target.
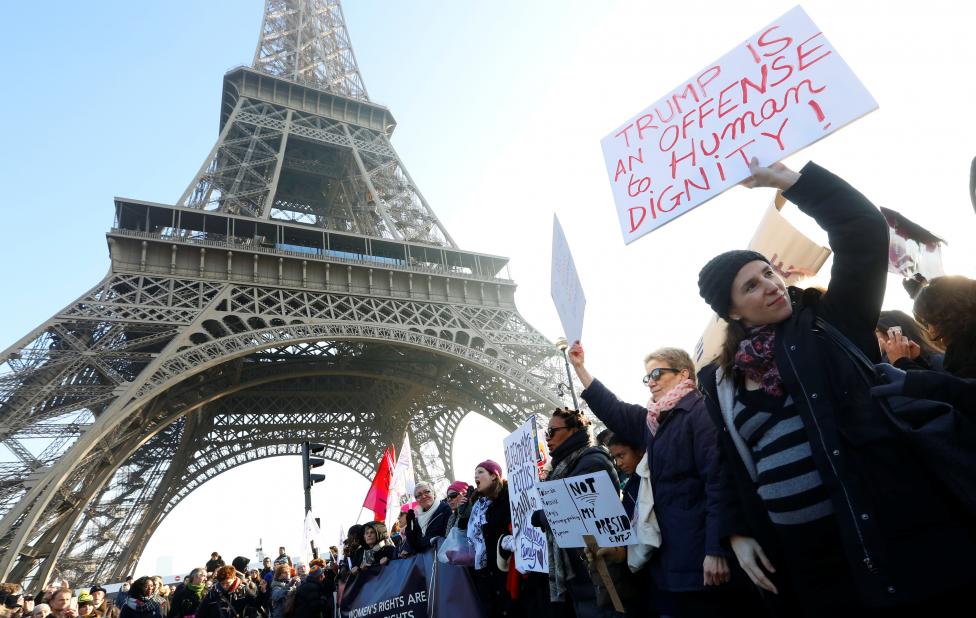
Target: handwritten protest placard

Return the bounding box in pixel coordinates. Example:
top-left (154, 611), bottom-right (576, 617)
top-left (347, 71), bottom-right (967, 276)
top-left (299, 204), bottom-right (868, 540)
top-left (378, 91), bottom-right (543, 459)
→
top-left (537, 472), bottom-right (634, 548)
top-left (551, 214), bottom-right (586, 345)
top-left (601, 5), bottom-right (878, 244)
top-left (503, 418), bottom-right (549, 574)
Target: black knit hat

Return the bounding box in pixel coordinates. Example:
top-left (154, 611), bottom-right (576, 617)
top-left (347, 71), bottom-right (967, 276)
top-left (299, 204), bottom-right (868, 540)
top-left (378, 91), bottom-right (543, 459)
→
top-left (698, 250), bottom-right (770, 319)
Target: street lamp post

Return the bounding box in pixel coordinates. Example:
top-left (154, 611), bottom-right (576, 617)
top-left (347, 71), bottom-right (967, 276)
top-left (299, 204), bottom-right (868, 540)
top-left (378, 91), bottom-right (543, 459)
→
top-left (555, 337), bottom-right (580, 410)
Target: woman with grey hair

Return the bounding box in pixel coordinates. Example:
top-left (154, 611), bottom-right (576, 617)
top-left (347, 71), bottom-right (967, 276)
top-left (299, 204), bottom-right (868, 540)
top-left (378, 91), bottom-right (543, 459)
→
top-left (401, 481), bottom-right (451, 555)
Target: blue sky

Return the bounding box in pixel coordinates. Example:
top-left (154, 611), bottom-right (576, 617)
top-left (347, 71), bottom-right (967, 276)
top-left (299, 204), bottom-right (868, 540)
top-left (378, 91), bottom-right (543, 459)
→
top-left (4, 0), bottom-right (976, 577)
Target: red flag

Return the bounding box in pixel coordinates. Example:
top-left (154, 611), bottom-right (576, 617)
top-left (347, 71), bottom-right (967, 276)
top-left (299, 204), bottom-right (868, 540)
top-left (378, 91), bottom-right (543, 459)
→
top-left (362, 444), bottom-right (396, 521)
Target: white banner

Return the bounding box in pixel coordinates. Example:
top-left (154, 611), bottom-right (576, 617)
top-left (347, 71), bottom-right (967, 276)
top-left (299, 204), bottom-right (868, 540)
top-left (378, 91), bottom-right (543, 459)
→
top-left (502, 417), bottom-right (549, 574)
top-left (601, 5), bottom-right (878, 244)
top-left (551, 214), bottom-right (586, 345)
top-left (537, 472), bottom-right (634, 548)
top-left (385, 433), bottom-right (416, 528)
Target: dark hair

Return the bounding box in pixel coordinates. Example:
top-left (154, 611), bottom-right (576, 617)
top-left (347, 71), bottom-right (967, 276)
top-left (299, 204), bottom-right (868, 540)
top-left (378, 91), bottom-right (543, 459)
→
top-left (551, 408), bottom-right (590, 430)
top-left (877, 310), bottom-right (945, 357)
top-left (130, 577), bottom-right (153, 599)
top-left (913, 275), bottom-right (976, 346)
top-left (347, 524), bottom-right (365, 546)
top-left (605, 432), bottom-right (642, 451)
top-left (718, 319), bottom-right (747, 375)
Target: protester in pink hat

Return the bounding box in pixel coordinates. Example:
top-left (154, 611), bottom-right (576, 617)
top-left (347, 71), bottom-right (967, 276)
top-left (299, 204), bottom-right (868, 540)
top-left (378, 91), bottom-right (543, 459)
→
top-left (445, 480), bottom-right (473, 533)
top-left (466, 461), bottom-right (517, 617)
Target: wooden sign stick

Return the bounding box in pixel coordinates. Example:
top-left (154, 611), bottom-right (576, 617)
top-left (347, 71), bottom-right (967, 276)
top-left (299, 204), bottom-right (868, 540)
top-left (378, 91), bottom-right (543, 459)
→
top-left (583, 534), bottom-right (625, 613)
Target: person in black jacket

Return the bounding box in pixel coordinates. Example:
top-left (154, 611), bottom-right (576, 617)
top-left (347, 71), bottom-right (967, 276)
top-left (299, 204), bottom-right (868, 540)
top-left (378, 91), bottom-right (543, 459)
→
top-left (167, 569), bottom-right (206, 618)
top-left (466, 460), bottom-right (519, 618)
top-left (530, 409), bottom-right (620, 617)
top-left (119, 579), bottom-right (163, 618)
top-left (570, 346), bottom-right (756, 617)
top-left (696, 158), bottom-right (976, 616)
top-left (291, 561), bottom-right (334, 618)
top-left (205, 554), bottom-right (224, 576)
top-left (912, 275), bottom-right (976, 378)
top-left (197, 566), bottom-right (258, 618)
top-left (353, 521), bottom-right (397, 571)
top-left (401, 482), bottom-right (451, 555)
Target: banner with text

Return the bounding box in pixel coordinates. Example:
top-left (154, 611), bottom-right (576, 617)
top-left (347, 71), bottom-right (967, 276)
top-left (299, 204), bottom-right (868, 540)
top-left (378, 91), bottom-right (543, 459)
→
top-left (537, 472), bottom-right (633, 548)
top-left (551, 214), bottom-right (586, 345)
top-left (601, 5), bottom-right (878, 243)
top-left (340, 551), bottom-right (484, 618)
top-left (503, 417), bottom-right (549, 574)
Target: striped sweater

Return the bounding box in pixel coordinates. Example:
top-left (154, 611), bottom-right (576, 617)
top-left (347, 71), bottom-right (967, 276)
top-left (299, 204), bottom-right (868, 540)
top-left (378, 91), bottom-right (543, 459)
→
top-left (733, 387), bottom-right (834, 526)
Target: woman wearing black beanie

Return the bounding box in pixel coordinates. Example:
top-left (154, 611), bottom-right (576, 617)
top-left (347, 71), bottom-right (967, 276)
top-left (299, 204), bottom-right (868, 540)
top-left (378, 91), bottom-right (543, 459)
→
top-left (697, 158), bottom-right (976, 616)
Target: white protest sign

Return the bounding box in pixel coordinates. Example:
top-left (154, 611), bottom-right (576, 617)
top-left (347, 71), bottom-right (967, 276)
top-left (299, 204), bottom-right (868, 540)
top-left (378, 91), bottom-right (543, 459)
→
top-left (551, 214), bottom-right (586, 345)
top-left (537, 472), bottom-right (634, 548)
top-left (503, 417), bottom-right (549, 574)
top-left (601, 5), bottom-right (878, 244)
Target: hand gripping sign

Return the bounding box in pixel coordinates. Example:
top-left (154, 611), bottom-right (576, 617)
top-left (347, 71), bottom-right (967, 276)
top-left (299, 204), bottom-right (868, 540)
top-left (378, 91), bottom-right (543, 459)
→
top-left (601, 5), bottom-right (878, 244)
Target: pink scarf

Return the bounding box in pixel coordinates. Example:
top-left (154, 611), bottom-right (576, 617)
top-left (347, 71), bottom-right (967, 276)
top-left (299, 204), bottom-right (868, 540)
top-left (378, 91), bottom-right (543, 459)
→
top-left (646, 378), bottom-right (696, 436)
top-left (734, 325), bottom-right (785, 396)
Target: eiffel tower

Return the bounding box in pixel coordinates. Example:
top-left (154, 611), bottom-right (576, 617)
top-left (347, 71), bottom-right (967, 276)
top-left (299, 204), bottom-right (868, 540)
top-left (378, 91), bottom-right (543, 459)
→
top-left (0, 0), bottom-right (566, 587)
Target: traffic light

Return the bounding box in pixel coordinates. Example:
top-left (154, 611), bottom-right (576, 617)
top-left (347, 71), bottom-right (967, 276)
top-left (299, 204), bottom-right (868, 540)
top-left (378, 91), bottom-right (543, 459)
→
top-left (302, 442), bottom-right (326, 514)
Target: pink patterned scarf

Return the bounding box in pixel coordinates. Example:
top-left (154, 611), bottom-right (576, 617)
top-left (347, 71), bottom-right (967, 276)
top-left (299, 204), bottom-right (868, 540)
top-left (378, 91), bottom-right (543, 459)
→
top-left (734, 325), bottom-right (785, 396)
top-left (646, 378), bottom-right (697, 436)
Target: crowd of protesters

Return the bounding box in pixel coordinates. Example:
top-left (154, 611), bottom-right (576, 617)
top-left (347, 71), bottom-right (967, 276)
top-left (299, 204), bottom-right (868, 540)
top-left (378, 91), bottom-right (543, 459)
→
top-left (4, 159), bottom-right (976, 618)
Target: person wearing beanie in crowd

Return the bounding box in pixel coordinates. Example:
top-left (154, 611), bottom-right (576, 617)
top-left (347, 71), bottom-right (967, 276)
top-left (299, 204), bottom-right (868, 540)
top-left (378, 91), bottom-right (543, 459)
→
top-left (401, 481), bottom-right (451, 555)
top-left (292, 560), bottom-right (334, 618)
top-left (570, 343), bottom-right (759, 617)
top-left (445, 480), bottom-right (473, 533)
top-left (167, 568), bottom-right (206, 618)
top-left (119, 578), bottom-right (162, 618)
top-left (696, 158), bottom-right (976, 616)
top-left (466, 460), bottom-right (519, 618)
top-left (31, 606), bottom-right (49, 618)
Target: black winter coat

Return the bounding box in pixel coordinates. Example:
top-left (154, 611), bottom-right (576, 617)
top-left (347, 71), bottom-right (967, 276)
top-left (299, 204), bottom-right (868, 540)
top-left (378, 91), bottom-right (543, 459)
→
top-left (943, 331), bottom-right (976, 378)
top-left (166, 586), bottom-right (204, 618)
top-left (291, 575), bottom-right (334, 618)
top-left (699, 162), bottom-right (976, 609)
top-left (905, 368), bottom-right (976, 414)
top-left (581, 383), bottom-right (728, 592)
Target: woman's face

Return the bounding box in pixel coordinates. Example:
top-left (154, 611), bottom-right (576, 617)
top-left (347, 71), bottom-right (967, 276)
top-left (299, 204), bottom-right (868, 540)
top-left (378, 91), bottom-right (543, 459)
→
top-left (77, 606), bottom-right (92, 617)
top-left (364, 527), bottom-right (377, 545)
top-left (191, 570), bottom-right (206, 585)
top-left (33, 608), bottom-right (50, 618)
top-left (728, 261), bottom-right (792, 327)
top-left (644, 359), bottom-right (689, 402)
top-left (545, 417), bottom-right (577, 452)
top-left (414, 486), bottom-right (435, 510)
top-left (609, 444), bottom-right (642, 475)
top-left (397, 512), bottom-right (408, 529)
top-left (474, 467), bottom-right (497, 495)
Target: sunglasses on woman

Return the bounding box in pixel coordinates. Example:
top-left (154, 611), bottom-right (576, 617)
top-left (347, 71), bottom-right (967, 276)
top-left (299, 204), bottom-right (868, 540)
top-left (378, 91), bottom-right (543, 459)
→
top-left (446, 491), bottom-right (460, 499)
top-left (642, 367), bottom-right (680, 385)
top-left (414, 489), bottom-right (432, 499)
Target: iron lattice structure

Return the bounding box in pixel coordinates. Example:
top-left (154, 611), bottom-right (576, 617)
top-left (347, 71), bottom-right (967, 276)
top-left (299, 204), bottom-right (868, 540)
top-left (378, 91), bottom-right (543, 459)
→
top-left (0, 0), bottom-right (570, 588)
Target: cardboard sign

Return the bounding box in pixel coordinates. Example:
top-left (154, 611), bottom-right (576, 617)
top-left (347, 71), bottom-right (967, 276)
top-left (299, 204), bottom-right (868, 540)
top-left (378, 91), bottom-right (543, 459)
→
top-left (503, 418), bottom-right (549, 574)
top-left (551, 214), bottom-right (586, 345)
top-left (537, 472), bottom-right (634, 548)
top-left (601, 5), bottom-right (878, 243)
